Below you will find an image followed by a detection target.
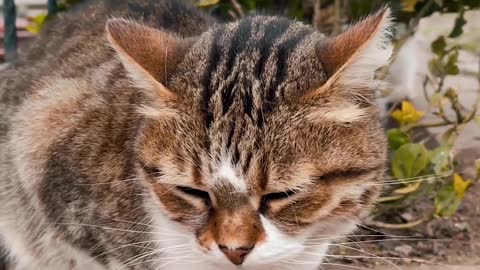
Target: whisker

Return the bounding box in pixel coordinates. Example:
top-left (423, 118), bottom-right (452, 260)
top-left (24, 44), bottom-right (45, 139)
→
top-left (155, 259), bottom-right (179, 270)
top-left (317, 237), bottom-right (466, 246)
top-left (117, 244), bottom-right (192, 270)
top-left (327, 243), bottom-right (402, 270)
top-left (283, 260), bottom-right (371, 270)
top-left (306, 234), bottom-right (417, 242)
top-left (104, 217), bottom-right (190, 237)
top-left (375, 170), bottom-right (463, 186)
top-left (319, 262), bottom-right (372, 270)
top-left (55, 222), bottom-right (189, 237)
top-left (128, 254), bottom-right (202, 268)
top-left (83, 238), bottom-right (190, 266)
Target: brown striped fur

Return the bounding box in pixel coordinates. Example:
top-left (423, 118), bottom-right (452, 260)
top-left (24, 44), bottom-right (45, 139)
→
top-left (0, 1), bottom-right (392, 269)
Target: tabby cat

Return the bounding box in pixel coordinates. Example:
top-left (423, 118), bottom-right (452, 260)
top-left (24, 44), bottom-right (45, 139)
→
top-left (0, 0), bottom-right (392, 269)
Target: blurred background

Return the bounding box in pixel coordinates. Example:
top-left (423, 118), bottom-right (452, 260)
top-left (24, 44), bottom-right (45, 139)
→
top-left (1, 0), bottom-right (479, 269)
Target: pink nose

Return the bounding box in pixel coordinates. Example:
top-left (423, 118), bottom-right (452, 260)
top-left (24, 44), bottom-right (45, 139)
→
top-left (218, 245), bottom-right (254, 265)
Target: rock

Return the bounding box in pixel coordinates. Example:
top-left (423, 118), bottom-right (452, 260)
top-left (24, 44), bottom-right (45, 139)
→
top-left (401, 212), bottom-right (416, 222)
top-left (394, 244), bottom-right (413, 257)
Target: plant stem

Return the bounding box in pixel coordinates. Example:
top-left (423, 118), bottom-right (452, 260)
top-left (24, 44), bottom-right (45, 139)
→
top-left (405, 121), bottom-right (452, 132)
top-left (407, 0), bottom-right (435, 35)
top-left (230, 0), bottom-right (244, 18)
top-left (366, 219), bottom-right (425, 229)
top-left (333, 0), bottom-right (342, 35)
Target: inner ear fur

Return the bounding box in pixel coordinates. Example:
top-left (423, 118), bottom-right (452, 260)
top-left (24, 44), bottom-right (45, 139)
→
top-left (106, 18), bottom-right (193, 100)
top-left (308, 7), bottom-right (393, 102)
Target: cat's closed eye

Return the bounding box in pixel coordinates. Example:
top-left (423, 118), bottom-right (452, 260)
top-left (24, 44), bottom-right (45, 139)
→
top-left (176, 186), bottom-right (211, 202)
top-left (260, 190), bottom-right (297, 213)
top-left (263, 190), bottom-right (297, 202)
top-left (316, 169), bottom-right (373, 182)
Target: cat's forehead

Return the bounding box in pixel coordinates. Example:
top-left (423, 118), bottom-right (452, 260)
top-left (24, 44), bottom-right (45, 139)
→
top-left (206, 16), bottom-right (315, 50)
top-left (175, 16), bottom-right (328, 127)
top-left (179, 16), bottom-right (326, 89)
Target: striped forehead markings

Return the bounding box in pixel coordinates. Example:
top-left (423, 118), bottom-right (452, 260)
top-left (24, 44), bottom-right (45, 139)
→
top-left (203, 18), bottom-right (311, 124)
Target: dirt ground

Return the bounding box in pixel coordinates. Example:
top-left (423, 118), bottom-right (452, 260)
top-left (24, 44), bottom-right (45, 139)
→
top-left (323, 180), bottom-right (480, 270)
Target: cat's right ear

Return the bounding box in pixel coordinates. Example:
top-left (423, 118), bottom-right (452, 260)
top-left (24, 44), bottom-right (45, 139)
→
top-left (106, 18), bottom-right (192, 102)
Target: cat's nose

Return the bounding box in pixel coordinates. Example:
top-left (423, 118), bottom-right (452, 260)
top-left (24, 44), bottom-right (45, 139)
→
top-left (218, 245), bottom-right (253, 265)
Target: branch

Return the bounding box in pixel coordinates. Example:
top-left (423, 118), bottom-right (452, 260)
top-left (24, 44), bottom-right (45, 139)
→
top-left (405, 121), bottom-right (452, 132)
top-left (230, 0), bottom-right (245, 18)
top-left (407, 0), bottom-right (435, 35)
top-left (313, 0), bottom-right (322, 30)
top-left (332, 0), bottom-right (342, 35)
top-left (365, 219), bottom-right (425, 229)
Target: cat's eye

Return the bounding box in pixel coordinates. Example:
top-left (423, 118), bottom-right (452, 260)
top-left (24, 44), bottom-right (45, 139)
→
top-left (260, 190), bottom-right (297, 213)
top-left (317, 169), bottom-right (371, 181)
top-left (263, 190), bottom-right (297, 202)
top-left (176, 186), bottom-right (210, 202)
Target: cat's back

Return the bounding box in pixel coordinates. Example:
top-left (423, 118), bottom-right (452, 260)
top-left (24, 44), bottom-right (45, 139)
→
top-left (0, 0), bottom-right (215, 139)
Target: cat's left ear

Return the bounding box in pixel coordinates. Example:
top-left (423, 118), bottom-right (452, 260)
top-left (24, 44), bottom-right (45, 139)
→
top-left (308, 7), bottom-right (393, 105)
top-left (106, 18), bottom-right (192, 102)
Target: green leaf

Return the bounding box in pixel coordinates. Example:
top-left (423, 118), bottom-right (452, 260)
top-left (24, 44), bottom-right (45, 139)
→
top-left (435, 182), bottom-right (460, 217)
top-left (430, 145), bottom-right (452, 174)
top-left (442, 129), bottom-right (457, 146)
top-left (445, 51), bottom-right (459, 75)
top-left (387, 128), bottom-right (410, 150)
top-left (435, 174), bottom-right (472, 217)
top-left (392, 143), bottom-right (429, 181)
top-left (441, 127), bottom-right (458, 145)
top-left (428, 58), bottom-right (445, 77)
top-left (431, 36), bottom-right (447, 57)
top-left (449, 10), bottom-right (467, 38)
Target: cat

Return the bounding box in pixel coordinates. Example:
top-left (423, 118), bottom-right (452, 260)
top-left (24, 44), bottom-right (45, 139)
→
top-left (0, 0), bottom-right (393, 269)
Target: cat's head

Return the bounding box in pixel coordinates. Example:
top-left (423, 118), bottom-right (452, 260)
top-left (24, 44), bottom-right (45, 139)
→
top-left (106, 8), bottom-right (392, 269)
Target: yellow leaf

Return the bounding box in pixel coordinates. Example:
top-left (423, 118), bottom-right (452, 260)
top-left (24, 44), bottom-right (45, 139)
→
top-left (391, 101), bottom-right (425, 125)
top-left (401, 0), bottom-right (423, 12)
top-left (26, 13), bottom-right (47, 34)
top-left (453, 174), bottom-right (472, 199)
top-left (196, 0), bottom-right (220, 7)
top-left (378, 195), bottom-right (405, 203)
top-left (393, 182), bottom-right (421, 195)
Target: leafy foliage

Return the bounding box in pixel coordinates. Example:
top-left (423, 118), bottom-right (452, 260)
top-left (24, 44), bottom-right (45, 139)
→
top-left (435, 174), bottom-right (472, 217)
top-left (379, 0), bottom-right (479, 226)
top-left (392, 143), bottom-right (429, 180)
